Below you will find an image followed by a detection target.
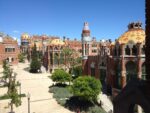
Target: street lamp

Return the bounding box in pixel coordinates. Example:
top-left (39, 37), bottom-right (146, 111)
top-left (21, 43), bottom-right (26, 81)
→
top-left (27, 93), bottom-right (30, 113)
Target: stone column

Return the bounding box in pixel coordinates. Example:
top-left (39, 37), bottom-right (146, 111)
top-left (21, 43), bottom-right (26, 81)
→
top-left (121, 44), bottom-right (126, 88)
top-left (83, 44), bottom-right (85, 56)
top-left (137, 43), bottom-right (142, 79)
top-left (121, 43), bottom-right (125, 55)
top-left (121, 57), bottom-right (126, 88)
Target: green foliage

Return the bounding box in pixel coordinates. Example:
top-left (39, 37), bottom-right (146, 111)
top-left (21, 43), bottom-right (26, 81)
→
top-left (0, 94), bottom-right (26, 100)
top-left (51, 69), bottom-right (72, 84)
top-left (0, 94), bottom-right (10, 100)
top-left (71, 76), bottom-right (101, 103)
top-left (62, 47), bottom-right (73, 67)
top-left (49, 82), bottom-right (105, 113)
top-left (30, 44), bottom-right (41, 73)
top-left (31, 44), bottom-right (38, 59)
top-left (49, 85), bottom-right (73, 106)
top-left (72, 66), bottom-right (82, 79)
top-left (30, 58), bottom-right (41, 73)
top-left (2, 60), bottom-right (11, 82)
top-left (76, 57), bottom-right (82, 64)
top-left (18, 53), bottom-right (25, 63)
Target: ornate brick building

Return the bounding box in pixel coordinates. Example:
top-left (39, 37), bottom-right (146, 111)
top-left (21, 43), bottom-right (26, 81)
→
top-left (20, 34), bottom-right (83, 72)
top-left (81, 22), bottom-right (100, 75)
top-left (0, 34), bottom-right (20, 65)
top-left (82, 22), bottom-right (146, 95)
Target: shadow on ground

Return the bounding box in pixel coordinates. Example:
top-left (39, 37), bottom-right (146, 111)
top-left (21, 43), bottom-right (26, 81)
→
top-left (65, 96), bottom-right (94, 112)
top-left (23, 67), bottom-right (30, 72)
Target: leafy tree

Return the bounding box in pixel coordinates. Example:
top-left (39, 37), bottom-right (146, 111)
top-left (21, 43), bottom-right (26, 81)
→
top-left (8, 74), bottom-right (21, 113)
top-left (30, 58), bottom-right (41, 73)
top-left (30, 44), bottom-right (41, 73)
top-left (71, 76), bottom-right (101, 103)
top-left (72, 66), bottom-right (82, 79)
top-left (62, 47), bottom-right (73, 69)
top-left (3, 63), bottom-right (21, 113)
top-left (2, 60), bottom-right (11, 83)
top-left (18, 53), bottom-right (25, 63)
top-left (51, 69), bottom-right (72, 85)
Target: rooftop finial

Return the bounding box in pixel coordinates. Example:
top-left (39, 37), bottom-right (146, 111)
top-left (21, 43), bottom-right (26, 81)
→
top-left (128, 22), bottom-right (142, 30)
top-left (83, 22), bottom-right (89, 30)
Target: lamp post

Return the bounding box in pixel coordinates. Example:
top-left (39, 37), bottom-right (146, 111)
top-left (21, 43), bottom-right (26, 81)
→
top-left (27, 93), bottom-right (30, 113)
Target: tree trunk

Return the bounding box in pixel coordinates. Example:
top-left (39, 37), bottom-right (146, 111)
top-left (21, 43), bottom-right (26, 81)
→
top-left (146, 0), bottom-right (150, 80)
top-left (10, 102), bottom-right (14, 113)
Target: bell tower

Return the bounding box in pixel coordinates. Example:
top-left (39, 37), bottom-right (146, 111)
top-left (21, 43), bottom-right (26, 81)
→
top-left (81, 22), bottom-right (92, 75)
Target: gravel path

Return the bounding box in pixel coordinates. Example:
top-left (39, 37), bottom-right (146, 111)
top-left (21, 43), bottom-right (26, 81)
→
top-left (0, 62), bottom-right (74, 113)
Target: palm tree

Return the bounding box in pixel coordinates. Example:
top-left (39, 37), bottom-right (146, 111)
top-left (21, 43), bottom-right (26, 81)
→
top-left (145, 0), bottom-right (150, 80)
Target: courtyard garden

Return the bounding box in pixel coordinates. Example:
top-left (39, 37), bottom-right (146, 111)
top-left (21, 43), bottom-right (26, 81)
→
top-left (49, 69), bottom-right (106, 113)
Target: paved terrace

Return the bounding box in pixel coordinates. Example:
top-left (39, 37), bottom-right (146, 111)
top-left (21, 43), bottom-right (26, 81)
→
top-left (0, 62), bottom-right (74, 113)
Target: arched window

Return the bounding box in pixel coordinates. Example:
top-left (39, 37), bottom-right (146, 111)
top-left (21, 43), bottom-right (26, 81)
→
top-left (50, 53), bottom-right (53, 65)
top-left (54, 53), bottom-right (59, 65)
top-left (126, 61), bottom-right (137, 81)
top-left (129, 104), bottom-right (145, 113)
top-left (116, 63), bottom-right (121, 89)
top-left (114, 47), bottom-right (117, 56)
top-left (142, 45), bottom-right (145, 54)
top-left (91, 68), bottom-right (95, 77)
top-left (125, 45), bottom-right (130, 55)
top-left (132, 45), bottom-right (137, 55)
top-left (118, 46), bottom-right (121, 56)
top-left (60, 53), bottom-right (64, 64)
top-left (11, 58), bottom-right (14, 62)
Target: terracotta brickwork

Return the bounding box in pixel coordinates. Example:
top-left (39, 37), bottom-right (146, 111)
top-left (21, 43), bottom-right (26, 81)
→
top-left (82, 22), bottom-right (146, 96)
top-left (0, 35), bottom-right (19, 65)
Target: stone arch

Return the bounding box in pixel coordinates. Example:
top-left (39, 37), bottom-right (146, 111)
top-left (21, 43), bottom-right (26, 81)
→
top-left (90, 62), bottom-right (95, 77)
top-left (54, 46), bottom-right (58, 50)
top-left (126, 61), bottom-right (137, 81)
top-left (114, 80), bottom-right (150, 113)
top-left (141, 45), bottom-right (145, 55)
top-left (54, 53), bottom-right (59, 65)
top-left (114, 47), bottom-right (117, 56)
top-left (128, 104), bottom-right (145, 113)
top-left (118, 45), bottom-right (121, 56)
top-left (60, 52), bottom-right (64, 64)
top-left (132, 45), bottom-right (137, 55)
top-left (125, 45), bottom-right (130, 55)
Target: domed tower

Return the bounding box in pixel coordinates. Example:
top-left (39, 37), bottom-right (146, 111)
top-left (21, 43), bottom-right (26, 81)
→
top-left (81, 22), bottom-right (92, 75)
top-left (21, 33), bottom-right (30, 53)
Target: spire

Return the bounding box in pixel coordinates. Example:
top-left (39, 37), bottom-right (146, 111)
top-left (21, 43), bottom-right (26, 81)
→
top-left (82, 22), bottom-right (90, 37)
top-left (83, 22), bottom-right (90, 31)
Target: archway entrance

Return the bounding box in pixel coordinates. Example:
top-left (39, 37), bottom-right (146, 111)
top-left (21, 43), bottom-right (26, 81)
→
top-left (128, 104), bottom-right (145, 113)
top-left (126, 61), bottom-right (137, 81)
top-left (100, 69), bottom-right (107, 93)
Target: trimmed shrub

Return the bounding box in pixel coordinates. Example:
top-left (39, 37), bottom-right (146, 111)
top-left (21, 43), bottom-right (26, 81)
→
top-left (51, 69), bottom-right (72, 85)
top-left (71, 76), bottom-right (101, 103)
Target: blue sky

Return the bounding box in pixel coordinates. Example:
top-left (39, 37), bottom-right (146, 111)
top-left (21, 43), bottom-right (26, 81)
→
top-left (0, 0), bottom-right (145, 42)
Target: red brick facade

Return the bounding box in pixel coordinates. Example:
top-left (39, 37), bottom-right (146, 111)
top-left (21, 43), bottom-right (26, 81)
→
top-left (0, 35), bottom-right (19, 65)
top-left (82, 22), bottom-right (146, 95)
